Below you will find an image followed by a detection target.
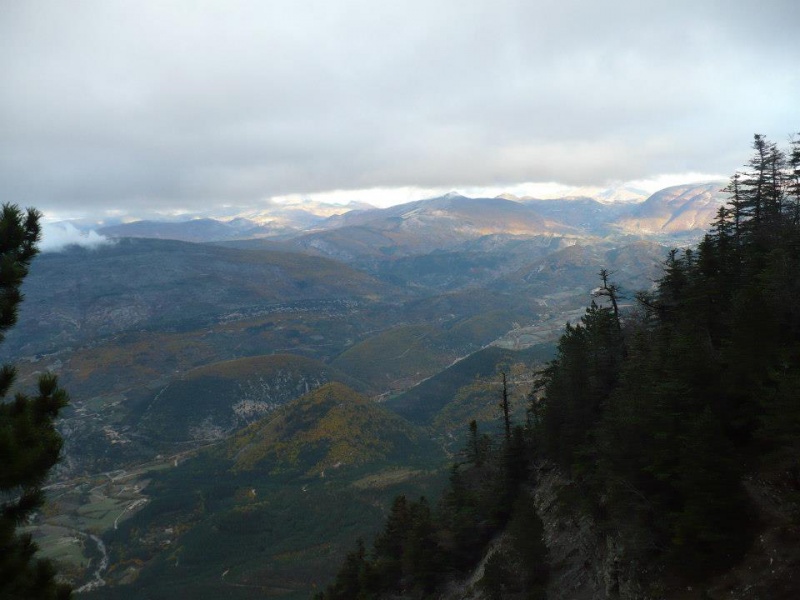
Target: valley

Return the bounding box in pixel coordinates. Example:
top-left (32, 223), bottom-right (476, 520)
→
top-left (10, 186), bottom-right (721, 598)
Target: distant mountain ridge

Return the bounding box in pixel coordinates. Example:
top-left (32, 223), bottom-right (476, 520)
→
top-left (98, 218), bottom-right (277, 242)
top-left (90, 182), bottom-right (726, 246)
top-left (613, 182), bottom-right (727, 234)
top-left (93, 199), bottom-right (371, 241)
top-left (293, 195), bottom-right (566, 260)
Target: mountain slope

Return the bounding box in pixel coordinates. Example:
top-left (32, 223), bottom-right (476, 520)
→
top-left (226, 382), bottom-right (437, 475)
top-left (137, 354), bottom-right (366, 444)
top-left (90, 384), bottom-right (444, 600)
top-left (613, 182), bottom-right (726, 234)
top-left (4, 238), bottom-right (394, 357)
top-left (387, 344), bottom-right (555, 427)
top-left (517, 196), bottom-right (632, 235)
top-left (492, 239), bottom-right (667, 298)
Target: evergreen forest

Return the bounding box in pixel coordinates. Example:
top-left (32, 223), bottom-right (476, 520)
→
top-left (318, 134), bottom-right (800, 598)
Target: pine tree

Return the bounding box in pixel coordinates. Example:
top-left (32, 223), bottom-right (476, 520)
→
top-left (499, 372), bottom-right (511, 444)
top-left (722, 173), bottom-right (745, 241)
top-left (318, 538), bottom-right (371, 600)
top-left (739, 134), bottom-right (787, 245)
top-left (534, 294), bottom-right (624, 475)
top-left (788, 134), bottom-right (800, 223)
top-left (741, 133), bottom-right (771, 225)
top-left (371, 495), bottom-right (410, 588)
top-left (0, 203), bottom-right (71, 600)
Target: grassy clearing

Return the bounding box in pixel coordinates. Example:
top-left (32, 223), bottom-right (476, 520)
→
top-left (75, 496), bottom-right (131, 532)
top-left (25, 525), bottom-right (87, 565)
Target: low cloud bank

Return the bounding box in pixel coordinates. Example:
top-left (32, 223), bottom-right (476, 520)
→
top-left (40, 222), bottom-right (111, 252)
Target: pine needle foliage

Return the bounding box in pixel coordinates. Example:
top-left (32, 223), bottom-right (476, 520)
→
top-left (0, 204), bottom-right (71, 600)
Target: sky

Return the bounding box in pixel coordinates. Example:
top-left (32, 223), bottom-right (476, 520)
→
top-left (2, 0), bottom-right (799, 221)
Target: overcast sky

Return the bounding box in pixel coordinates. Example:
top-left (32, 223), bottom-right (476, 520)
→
top-left (2, 0), bottom-right (798, 219)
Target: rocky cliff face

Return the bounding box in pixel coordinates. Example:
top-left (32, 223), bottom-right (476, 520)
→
top-left (439, 463), bottom-right (800, 600)
top-left (532, 465), bottom-right (652, 600)
top-left (436, 463), bottom-right (652, 600)
top-left (530, 465), bottom-right (800, 600)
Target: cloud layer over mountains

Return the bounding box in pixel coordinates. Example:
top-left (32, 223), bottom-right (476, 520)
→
top-left (41, 222), bottom-right (111, 252)
top-left (2, 0), bottom-right (798, 217)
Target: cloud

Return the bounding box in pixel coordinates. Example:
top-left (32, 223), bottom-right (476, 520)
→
top-left (40, 222), bottom-right (111, 253)
top-left (1, 0), bottom-right (798, 216)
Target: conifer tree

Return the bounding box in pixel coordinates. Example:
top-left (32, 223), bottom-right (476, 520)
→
top-left (722, 172), bottom-right (745, 241)
top-left (788, 134), bottom-right (800, 223)
top-left (499, 372), bottom-right (511, 444)
top-left (0, 204), bottom-right (71, 599)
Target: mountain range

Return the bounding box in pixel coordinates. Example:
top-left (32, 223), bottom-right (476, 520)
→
top-left (13, 180), bottom-right (732, 599)
top-left (67, 182), bottom-right (728, 248)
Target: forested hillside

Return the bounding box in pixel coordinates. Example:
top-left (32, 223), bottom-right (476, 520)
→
top-left (320, 133), bottom-right (800, 598)
top-left (534, 133), bottom-right (800, 577)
